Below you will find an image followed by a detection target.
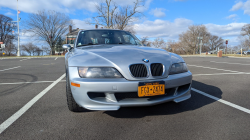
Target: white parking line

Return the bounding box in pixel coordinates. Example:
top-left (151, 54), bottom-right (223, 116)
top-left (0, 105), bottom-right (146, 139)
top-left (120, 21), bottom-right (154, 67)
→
top-left (0, 80), bottom-right (66, 85)
top-left (187, 64), bottom-right (242, 73)
top-left (0, 66), bottom-right (21, 72)
top-left (20, 59), bottom-right (28, 61)
top-left (193, 73), bottom-right (250, 76)
top-left (55, 57), bottom-right (58, 60)
top-left (192, 88), bottom-right (250, 114)
top-left (210, 61), bottom-right (250, 66)
top-left (0, 74), bottom-right (66, 134)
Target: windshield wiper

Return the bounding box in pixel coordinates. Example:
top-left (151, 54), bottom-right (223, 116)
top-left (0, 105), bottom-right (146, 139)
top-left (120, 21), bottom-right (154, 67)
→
top-left (77, 43), bottom-right (99, 47)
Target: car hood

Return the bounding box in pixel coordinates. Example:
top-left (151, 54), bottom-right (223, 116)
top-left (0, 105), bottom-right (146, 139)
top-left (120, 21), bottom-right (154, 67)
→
top-left (68, 45), bottom-right (184, 80)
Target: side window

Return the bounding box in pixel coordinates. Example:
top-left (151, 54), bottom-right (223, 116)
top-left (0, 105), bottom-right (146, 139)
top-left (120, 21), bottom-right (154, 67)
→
top-left (77, 31), bottom-right (85, 45)
top-left (118, 37), bottom-right (121, 42)
top-left (123, 35), bottom-right (136, 44)
top-left (129, 37), bottom-right (136, 44)
top-left (105, 38), bottom-right (110, 44)
top-left (135, 40), bottom-right (141, 45)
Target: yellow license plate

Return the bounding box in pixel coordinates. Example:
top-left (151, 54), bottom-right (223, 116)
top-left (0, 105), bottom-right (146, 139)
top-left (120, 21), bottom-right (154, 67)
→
top-left (138, 81), bottom-right (165, 97)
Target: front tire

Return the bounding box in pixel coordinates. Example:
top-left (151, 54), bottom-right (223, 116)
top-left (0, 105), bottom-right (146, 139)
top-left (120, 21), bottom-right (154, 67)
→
top-left (66, 70), bottom-right (84, 112)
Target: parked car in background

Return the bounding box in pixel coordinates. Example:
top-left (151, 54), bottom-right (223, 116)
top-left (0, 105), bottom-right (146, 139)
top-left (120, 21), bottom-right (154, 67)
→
top-left (63, 29), bottom-right (192, 112)
top-left (243, 50), bottom-right (250, 55)
top-left (208, 50), bottom-right (218, 54)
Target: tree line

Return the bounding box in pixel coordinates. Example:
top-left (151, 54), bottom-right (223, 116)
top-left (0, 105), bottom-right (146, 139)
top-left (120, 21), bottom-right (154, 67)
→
top-left (141, 25), bottom-right (250, 55)
top-left (0, 10), bottom-right (71, 56)
top-left (0, 14), bottom-right (17, 56)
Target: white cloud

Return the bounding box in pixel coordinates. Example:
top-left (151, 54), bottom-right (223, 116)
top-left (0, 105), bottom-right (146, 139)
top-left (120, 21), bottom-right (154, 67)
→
top-left (149, 8), bottom-right (166, 18)
top-left (19, 31), bottom-right (48, 46)
top-left (135, 0), bottom-right (153, 12)
top-left (230, 0), bottom-right (250, 16)
top-left (225, 14), bottom-right (239, 21)
top-left (226, 14), bottom-right (238, 19)
top-left (243, 0), bottom-right (250, 15)
top-left (133, 18), bottom-right (193, 40)
top-left (0, 0), bottom-right (152, 14)
top-left (4, 12), bottom-right (14, 16)
top-left (205, 23), bottom-right (246, 37)
top-left (72, 19), bottom-right (95, 30)
top-left (130, 18), bottom-right (246, 45)
top-left (230, 1), bottom-right (244, 11)
top-left (0, 0), bottom-right (99, 13)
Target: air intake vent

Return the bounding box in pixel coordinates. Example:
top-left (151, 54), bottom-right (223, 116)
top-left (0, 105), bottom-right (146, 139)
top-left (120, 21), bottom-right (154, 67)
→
top-left (129, 64), bottom-right (148, 78)
top-left (151, 63), bottom-right (164, 76)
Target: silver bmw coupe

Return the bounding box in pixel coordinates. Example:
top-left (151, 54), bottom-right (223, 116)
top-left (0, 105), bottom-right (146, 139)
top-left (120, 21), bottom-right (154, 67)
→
top-left (63, 29), bottom-right (192, 112)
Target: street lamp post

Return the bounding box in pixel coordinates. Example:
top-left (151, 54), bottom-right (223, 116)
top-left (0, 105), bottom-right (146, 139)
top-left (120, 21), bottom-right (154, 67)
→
top-left (17, 0), bottom-right (20, 56)
top-left (11, 0), bottom-right (21, 56)
top-left (197, 37), bottom-right (203, 55)
top-left (241, 46), bottom-right (243, 56)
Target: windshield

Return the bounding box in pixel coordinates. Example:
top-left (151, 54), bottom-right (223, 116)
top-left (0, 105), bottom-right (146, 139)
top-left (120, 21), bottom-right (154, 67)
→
top-left (76, 30), bottom-right (142, 47)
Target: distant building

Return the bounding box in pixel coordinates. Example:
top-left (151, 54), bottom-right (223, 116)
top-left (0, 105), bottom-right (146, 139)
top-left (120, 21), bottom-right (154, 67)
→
top-left (65, 25), bottom-right (83, 47)
top-left (54, 26), bottom-right (83, 55)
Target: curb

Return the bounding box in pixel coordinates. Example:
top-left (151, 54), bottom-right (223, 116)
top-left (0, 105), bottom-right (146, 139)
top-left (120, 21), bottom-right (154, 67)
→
top-left (180, 55), bottom-right (217, 57)
top-left (227, 56), bottom-right (250, 59)
top-left (180, 55), bottom-right (250, 59)
top-left (0, 56), bottom-right (65, 59)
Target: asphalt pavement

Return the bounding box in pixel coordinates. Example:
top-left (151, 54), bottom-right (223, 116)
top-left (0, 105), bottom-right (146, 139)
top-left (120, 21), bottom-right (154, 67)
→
top-left (0, 56), bottom-right (250, 140)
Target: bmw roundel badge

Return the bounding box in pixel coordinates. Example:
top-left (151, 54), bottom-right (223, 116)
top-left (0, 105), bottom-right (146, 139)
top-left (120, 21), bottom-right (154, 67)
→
top-left (142, 59), bottom-right (149, 63)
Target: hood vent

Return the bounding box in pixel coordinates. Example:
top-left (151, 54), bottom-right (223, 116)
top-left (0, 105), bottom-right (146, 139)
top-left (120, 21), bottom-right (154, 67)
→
top-left (129, 64), bottom-right (148, 78)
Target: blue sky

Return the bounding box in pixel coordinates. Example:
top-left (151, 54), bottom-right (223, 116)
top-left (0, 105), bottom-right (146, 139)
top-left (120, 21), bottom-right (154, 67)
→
top-left (0, 0), bottom-right (250, 46)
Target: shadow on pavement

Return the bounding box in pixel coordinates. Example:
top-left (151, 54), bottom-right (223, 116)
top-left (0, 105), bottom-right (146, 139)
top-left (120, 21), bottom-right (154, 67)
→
top-left (103, 80), bottom-right (222, 118)
top-left (0, 73), bottom-right (38, 96)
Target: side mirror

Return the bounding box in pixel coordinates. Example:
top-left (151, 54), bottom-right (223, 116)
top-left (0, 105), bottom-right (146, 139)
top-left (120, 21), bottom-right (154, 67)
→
top-left (62, 44), bottom-right (72, 50)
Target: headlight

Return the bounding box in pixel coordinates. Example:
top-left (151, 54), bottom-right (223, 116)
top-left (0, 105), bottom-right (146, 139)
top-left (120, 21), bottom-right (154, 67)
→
top-left (169, 63), bottom-right (188, 75)
top-left (78, 67), bottom-right (123, 78)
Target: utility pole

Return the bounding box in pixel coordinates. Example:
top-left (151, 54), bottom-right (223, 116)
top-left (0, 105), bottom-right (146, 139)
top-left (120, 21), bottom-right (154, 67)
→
top-left (50, 34), bottom-right (52, 55)
top-left (197, 37), bottom-right (203, 55)
top-left (17, 0), bottom-right (20, 56)
top-left (241, 46), bottom-right (243, 56)
top-left (11, 1), bottom-right (21, 56)
top-left (41, 45), bottom-right (43, 56)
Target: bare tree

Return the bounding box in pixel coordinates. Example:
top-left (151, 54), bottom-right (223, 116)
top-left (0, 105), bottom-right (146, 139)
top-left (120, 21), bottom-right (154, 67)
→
top-left (239, 39), bottom-right (250, 51)
top-left (232, 45), bottom-right (241, 53)
top-left (41, 46), bottom-right (51, 56)
top-left (152, 38), bottom-right (166, 48)
top-left (179, 25), bottom-right (210, 54)
top-left (167, 40), bottom-right (188, 54)
top-left (24, 10), bottom-right (73, 54)
top-left (4, 39), bottom-right (16, 56)
top-left (21, 42), bottom-right (36, 56)
top-left (208, 35), bottom-right (224, 51)
top-left (0, 14), bottom-right (17, 49)
top-left (140, 36), bottom-right (151, 46)
top-left (241, 24), bottom-right (250, 49)
top-left (90, 0), bottom-right (144, 33)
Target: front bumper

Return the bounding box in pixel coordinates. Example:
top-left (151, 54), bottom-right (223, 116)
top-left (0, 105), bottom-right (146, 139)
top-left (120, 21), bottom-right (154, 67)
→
top-left (69, 67), bottom-right (192, 111)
